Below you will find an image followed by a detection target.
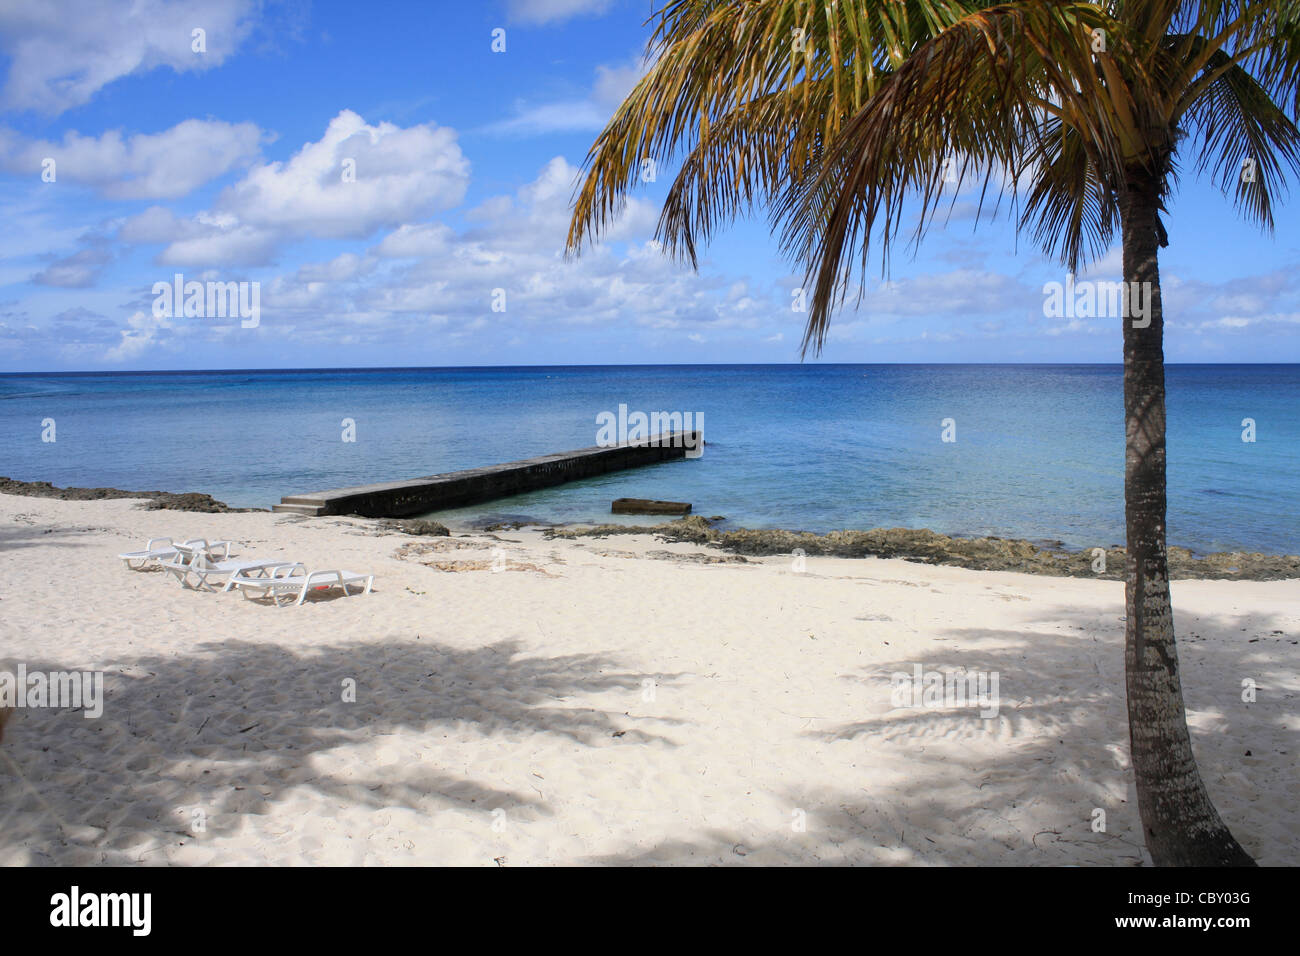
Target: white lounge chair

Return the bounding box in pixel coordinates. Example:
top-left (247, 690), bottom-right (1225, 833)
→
top-left (162, 542), bottom-right (292, 591)
top-left (119, 537), bottom-right (231, 569)
top-left (224, 563), bottom-right (374, 606)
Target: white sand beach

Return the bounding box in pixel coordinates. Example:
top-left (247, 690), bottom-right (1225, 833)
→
top-left (1, 493), bottom-right (1296, 866)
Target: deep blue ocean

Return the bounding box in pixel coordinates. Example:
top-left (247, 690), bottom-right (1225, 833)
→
top-left (1, 365), bottom-right (1296, 554)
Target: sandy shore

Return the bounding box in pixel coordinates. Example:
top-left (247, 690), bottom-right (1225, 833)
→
top-left (1, 492), bottom-right (1296, 866)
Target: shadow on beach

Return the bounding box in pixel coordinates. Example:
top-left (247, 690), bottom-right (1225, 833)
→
top-left (0, 638), bottom-right (678, 865)
top-left (1, 602), bottom-right (1292, 866)
top-left (0, 523), bottom-right (103, 552)
top-left (588, 604), bottom-right (1296, 866)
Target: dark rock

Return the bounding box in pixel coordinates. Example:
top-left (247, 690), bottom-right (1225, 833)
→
top-left (612, 498), bottom-right (692, 515)
top-left (143, 492), bottom-right (241, 513)
top-left (0, 476), bottom-right (258, 512)
top-left (379, 518), bottom-right (451, 537)
top-left (546, 518), bottom-right (1300, 581)
top-left (646, 550), bottom-right (748, 564)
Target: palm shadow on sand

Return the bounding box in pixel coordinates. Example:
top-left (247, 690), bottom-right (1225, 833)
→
top-left (0, 637), bottom-right (684, 864)
top-left (587, 604), bottom-right (1296, 865)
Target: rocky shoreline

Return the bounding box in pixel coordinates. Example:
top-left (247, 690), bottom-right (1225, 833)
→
top-left (4, 477), bottom-right (1296, 579)
top-left (0, 477), bottom-right (261, 513)
top-left (544, 516), bottom-right (1300, 581)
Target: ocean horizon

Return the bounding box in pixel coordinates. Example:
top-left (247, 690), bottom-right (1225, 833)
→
top-left (3, 363), bottom-right (1296, 555)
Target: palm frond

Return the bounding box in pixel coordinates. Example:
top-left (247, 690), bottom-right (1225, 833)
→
top-left (1179, 48), bottom-right (1300, 231)
top-left (565, 0), bottom-right (1300, 358)
top-left (567, 0), bottom-right (980, 262)
top-left (782, 1), bottom-right (1125, 354)
top-left (1017, 117), bottom-right (1117, 270)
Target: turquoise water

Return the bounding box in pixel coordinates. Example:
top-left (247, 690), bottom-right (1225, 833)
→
top-left (0, 365), bottom-right (1296, 554)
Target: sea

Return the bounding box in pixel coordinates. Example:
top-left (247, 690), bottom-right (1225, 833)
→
top-left (1, 364), bottom-right (1296, 555)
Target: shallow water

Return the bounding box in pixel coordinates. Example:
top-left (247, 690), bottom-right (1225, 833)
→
top-left (1, 364), bottom-right (1296, 554)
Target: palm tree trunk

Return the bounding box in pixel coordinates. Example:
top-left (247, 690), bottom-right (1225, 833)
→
top-left (1120, 171), bottom-right (1254, 866)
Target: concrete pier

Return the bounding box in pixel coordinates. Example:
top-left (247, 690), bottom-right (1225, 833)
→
top-left (272, 431), bottom-right (702, 518)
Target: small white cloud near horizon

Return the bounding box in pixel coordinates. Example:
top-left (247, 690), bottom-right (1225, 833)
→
top-left (102, 309), bottom-right (172, 362)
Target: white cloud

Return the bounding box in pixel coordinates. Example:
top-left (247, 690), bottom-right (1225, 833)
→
top-left (506, 0), bottom-right (613, 26)
top-left (591, 59), bottom-right (648, 109)
top-left (463, 155), bottom-right (658, 250)
top-left (1188, 312), bottom-right (1300, 331)
top-left (375, 223), bottom-right (455, 258)
top-left (0, 0), bottom-right (258, 114)
top-left (125, 111), bottom-right (470, 267)
top-left (213, 110), bottom-right (469, 239)
top-left (243, 157), bottom-right (765, 349)
top-left (120, 206), bottom-right (203, 244)
top-left (294, 252), bottom-right (373, 283)
top-left (158, 224), bottom-right (279, 267)
top-left (32, 245), bottom-right (113, 288)
top-left (1080, 244), bottom-right (1123, 279)
top-left (862, 269), bottom-right (1031, 317)
top-left (484, 100), bottom-right (610, 136)
top-left (103, 309), bottom-right (172, 362)
top-left (0, 120), bottom-right (263, 199)
top-left (484, 54), bottom-right (652, 136)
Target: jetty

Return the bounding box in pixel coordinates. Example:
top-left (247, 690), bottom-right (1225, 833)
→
top-left (272, 431), bottom-right (702, 518)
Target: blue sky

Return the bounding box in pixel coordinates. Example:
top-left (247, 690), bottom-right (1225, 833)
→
top-left (1, 0), bottom-right (1297, 371)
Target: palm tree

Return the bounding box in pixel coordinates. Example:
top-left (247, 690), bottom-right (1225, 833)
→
top-left (567, 0), bottom-right (1300, 866)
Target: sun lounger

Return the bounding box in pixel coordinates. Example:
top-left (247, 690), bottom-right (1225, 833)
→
top-left (118, 537), bottom-right (231, 569)
top-left (162, 543), bottom-right (291, 591)
top-left (224, 563), bottom-right (374, 606)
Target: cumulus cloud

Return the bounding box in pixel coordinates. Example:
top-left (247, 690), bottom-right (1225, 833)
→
top-left (215, 110), bottom-right (469, 238)
top-left (103, 309), bottom-right (172, 362)
top-left (0, 0), bottom-right (258, 114)
top-left (250, 156), bottom-right (767, 349)
top-left (157, 223), bottom-right (279, 268)
top-left (119, 111), bottom-right (470, 267)
top-left (375, 223), bottom-right (455, 258)
top-left (0, 120), bottom-right (263, 199)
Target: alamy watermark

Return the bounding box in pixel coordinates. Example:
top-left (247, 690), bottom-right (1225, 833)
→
top-left (890, 663), bottom-right (1000, 719)
top-left (595, 404), bottom-right (703, 457)
top-left (1043, 273), bottom-right (1151, 328)
top-left (50, 886), bottom-right (150, 936)
top-left (0, 664), bottom-right (104, 718)
top-left (152, 273), bottom-right (260, 328)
